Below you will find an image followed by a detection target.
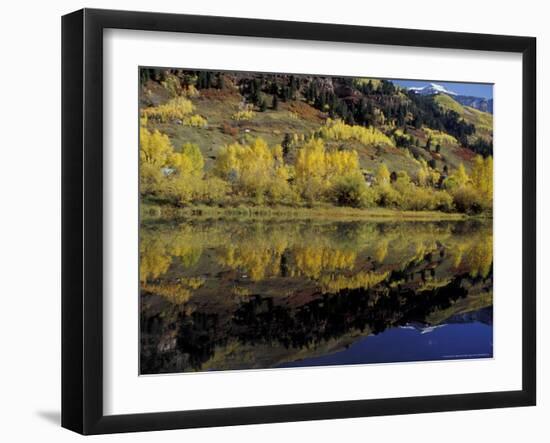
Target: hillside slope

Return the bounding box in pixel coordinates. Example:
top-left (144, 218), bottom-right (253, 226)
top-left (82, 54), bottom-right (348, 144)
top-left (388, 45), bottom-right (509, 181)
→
top-left (140, 71), bottom-right (493, 177)
top-left (138, 69), bottom-right (493, 216)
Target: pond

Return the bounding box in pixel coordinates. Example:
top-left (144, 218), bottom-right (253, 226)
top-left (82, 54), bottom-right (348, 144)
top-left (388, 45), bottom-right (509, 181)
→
top-left (139, 218), bottom-right (493, 374)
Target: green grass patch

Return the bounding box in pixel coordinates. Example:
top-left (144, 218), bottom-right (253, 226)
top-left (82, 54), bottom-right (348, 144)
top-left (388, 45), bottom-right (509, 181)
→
top-left (434, 94), bottom-right (465, 114)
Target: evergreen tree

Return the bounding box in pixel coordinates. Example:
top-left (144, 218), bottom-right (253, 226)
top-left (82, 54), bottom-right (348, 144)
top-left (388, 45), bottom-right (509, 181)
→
top-left (217, 73), bottom-right (225, 89)
top-left (205, 71), bottom-right (213, 89)
top-left (140, 69), bottom-right (151, 86)
top-left (367, 80), bottom-right (374, 93)
top-left (272, 94), bottom-right (279, 110)
top-left (282, 133), bottom-right (292, 161)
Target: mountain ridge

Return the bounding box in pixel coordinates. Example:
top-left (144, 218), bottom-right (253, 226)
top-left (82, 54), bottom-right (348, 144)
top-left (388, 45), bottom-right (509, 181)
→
top-left (408, 83), bottom-right (458, 96)
top-left (404, 82), bottom-right (493, 114)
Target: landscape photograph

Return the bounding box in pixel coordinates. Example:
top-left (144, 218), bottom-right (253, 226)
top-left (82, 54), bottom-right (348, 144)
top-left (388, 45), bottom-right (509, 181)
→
top-left (138, 68), bottom-right (493, 374)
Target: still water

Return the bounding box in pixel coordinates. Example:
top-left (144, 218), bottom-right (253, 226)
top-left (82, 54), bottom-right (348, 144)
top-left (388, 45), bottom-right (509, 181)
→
top-left (139, 219), bottom-right (493, 374)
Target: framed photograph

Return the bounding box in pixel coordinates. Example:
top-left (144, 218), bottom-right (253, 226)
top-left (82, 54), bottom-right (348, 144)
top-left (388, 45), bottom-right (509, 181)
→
top-left (62, 8), bottom-right (536, 435)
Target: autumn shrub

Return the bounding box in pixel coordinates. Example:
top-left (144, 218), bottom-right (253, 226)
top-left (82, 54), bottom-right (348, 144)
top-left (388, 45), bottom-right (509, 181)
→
top-left (184, 114), bottom-right (208, 128)
top-left (140, 162), bottom-right (164, 195)
top-left (443, 163), bottom-right (469, 191)
top-left (162, 175), bottom-right (196, 205)
top-left (402, 186), bottom-right (434, 210)
top-left (375, 170), bottom-right (453, 212)
top-left (470, 155), bottom-right (493, 206)
top-left (376, 184), bottom-right (403, 208)
top-left (231, 105), bottom-right (255, 121)
top-left (193, 177), bottom-right (230, 205)
top-left (140, 127), bottom-right (175, 195)
top-left (401, 186), bottom-right (453, 211)
top-left (266, 171), bottom-right (298, 204)
top-left (423, 128), bottom-right (458, 147)
top-left (168, 143), bottom-right (204, 177)
top-left (140, 127), bottom-right (173, 166)
top-left (451, 185), bottom-right (485, 214)
top-left (319, 119), bottom-right (394, 146)
top-left (329, 175), bottom-right (377, 208)
top-left (445, 156), bottom-right (492, 213)
top-left (432, 190), bottom-right (454, 212)
top-left (142, 97), bottom-right (195, 122)
top-left (214, 138), bottom-right (295, 204)
top-left (416, 159), bottom-right (441, 187)
top-left (160, 74), bottom-right (181, 97)
top-left (294, 138), bottom-right (363, 201)
top-left (221, 122), bottom-right (239, 137)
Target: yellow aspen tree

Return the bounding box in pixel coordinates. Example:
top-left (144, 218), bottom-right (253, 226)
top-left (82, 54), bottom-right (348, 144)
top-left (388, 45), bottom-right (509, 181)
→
top-left (455, 163), bottom-right (469, 186)
top-left (376, 163), bottom-right (391, 185)
top-left (471, 155), bottom-right (493, 205)
top-left (140, 127), bottom-right (174, 167)
top-left (417, 167), bottom-right (428, 187)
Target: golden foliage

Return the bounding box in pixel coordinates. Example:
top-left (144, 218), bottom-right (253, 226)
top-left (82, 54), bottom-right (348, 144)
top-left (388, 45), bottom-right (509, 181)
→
top-left (374, 239), bottom-right (389, 263)
top-left (376, 163), bottom-right (391, 185)
top-left (142, 96), bottom-right (195, 122)
top-left (452, 233), bottom-right (493, 278)
top-left (444, 163), bottom-right (469, 190)
top-left (423, 128), bottom-right (458, 147)
top-left (140, 236), bottom-right (172, 282)
top-left (171, 142), bottom-right (204, 176)
top-left (444, 156), bottom-right (492, 214)
top-left (139, 226), bottom-right (206, 283)
top-left (319, 270), bottom-right (389, 293)
top-left (329, 175), bottom-right (377, 208)
top-left (139, 127), bottom-right (208, 199)
top-left (140, 127), bottom-right (173, 167)
top-left (471, 155), bottom-right (493, 203)
top-left (138, 113), bottom-right (490, 214)
top-left (141, 277), bottom-right (204, 305)
top-left (294, 246), bottom-right (356, 279)
top-left (464, 235), bottom-right (493, 278)
top-left (183, 114), bottom-right (208, 127)
top-left (214, 138), bottom-right (293, 202)
top-left (140, 220), bottom-right (492, 307)
top-left (163, 175), bottom-right (229, 206)
top-left (231, 104), bottom-right (255, 121)
top-left (217, 239), bottom-right (288, 281)
top-left (294, 138), bottom-right (362, 200)
top-left (160, 74), bottom-right (182, 97)
top-left (416, 159), bottom-right (440, 187)
top-left (319, 119), bottom-right (393, 146)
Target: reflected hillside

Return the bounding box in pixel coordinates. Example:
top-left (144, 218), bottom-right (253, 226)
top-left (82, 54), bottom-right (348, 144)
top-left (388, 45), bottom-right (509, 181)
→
top-left (140, 219), bottom-right (492, 373)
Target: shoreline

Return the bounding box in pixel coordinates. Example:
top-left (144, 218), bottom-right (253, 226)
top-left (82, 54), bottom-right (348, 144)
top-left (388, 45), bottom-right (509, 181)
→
top-left (141, 202), bottom-right (492, 223)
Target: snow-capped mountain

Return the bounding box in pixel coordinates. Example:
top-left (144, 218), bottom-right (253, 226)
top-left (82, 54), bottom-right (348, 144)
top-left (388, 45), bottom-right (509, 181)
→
top-left (408, 83), bottom-right (457, 96)
top-left (406, 83), bottom-right (493, 114)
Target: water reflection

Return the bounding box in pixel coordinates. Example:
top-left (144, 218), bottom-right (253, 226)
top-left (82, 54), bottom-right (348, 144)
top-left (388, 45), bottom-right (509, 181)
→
top-left (140, 219), bottom-right (493, 374)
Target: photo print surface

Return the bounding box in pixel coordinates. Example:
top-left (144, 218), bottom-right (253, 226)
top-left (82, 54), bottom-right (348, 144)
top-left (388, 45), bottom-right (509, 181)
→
top-left (138, 68), bottom-right (493, 374)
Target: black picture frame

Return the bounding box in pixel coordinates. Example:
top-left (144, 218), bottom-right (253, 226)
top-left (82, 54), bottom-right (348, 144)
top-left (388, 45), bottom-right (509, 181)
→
top-left (62, 8), bottom-right (537, 435)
